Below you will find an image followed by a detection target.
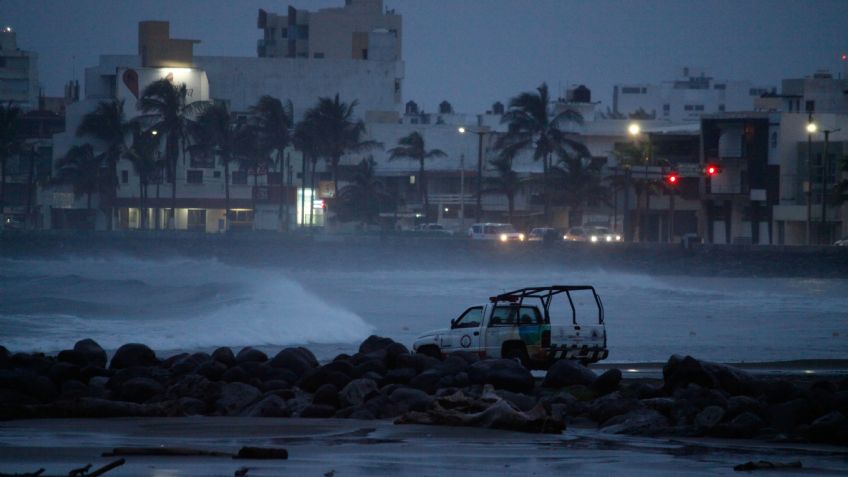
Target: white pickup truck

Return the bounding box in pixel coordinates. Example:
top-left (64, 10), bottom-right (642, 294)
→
top-left (412, 286), bottom-right (608, 369)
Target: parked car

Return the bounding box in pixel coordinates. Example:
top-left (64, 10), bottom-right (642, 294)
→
top-left (586, 226), bottom-right (622, 243)
top-left (412, 285), bottom-right (609, 368)
top-left (468, 223), bottom-right (525, 242)
top-left (415, 223), bottom-right (453, 235)
top-left (563, 226), bottom-right (588, 242)
top-left (527, 227), bottom-right (561, 242)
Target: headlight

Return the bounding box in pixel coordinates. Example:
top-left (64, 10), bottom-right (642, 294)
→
top-left (590, 235), bottom-right (598, 242)
top-left (563, 235), bottom-right (568, 240)
top-left (615, 235), bottom-right (622, 241)
top-left (518, 233), bottom-right (525, 241)
top-left (605, 235), bottom-right (612, 242)
top-left (499, 234), bottom-right (508, 242)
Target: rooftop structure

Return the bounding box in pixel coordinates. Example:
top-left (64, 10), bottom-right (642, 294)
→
top-left (0, 26), bottom-right (39, 110)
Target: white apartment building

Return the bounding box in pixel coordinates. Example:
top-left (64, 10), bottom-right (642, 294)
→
top-left (614, 67), bottom-right (773, 122)
top-left (0, 27), bottom-right (39, 111)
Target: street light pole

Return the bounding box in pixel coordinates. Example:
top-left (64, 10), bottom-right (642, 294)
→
top-left (475, 130), bottom-right (485, 223)
top-left (459, 153), bottom-right (465, 229)
top-left (806, 117), bottom-right (815, 245)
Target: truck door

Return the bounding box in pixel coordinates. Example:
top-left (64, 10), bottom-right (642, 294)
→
top-left (444, 306), bottom-right (484, 352)
top-left (485, 304), bottom-right (546, 358)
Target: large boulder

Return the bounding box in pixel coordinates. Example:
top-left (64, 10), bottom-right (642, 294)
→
top-left (663, 355), bottom-right (759, 396)
top-left (712, 411), bottom-right (766, 438)
top-left (269, 347), bottom-right (319, 377)
top-left (359, 335), bottom-right (396, 355)
top-left (409, 369), bottom-right (443, 395)
top-left (806, 411), bottom-right (848, 445)
top-left (110, 343), bottom-right (158, 370)
top-left (389, 387), bottom-right (433, 413)
top-left (312, 384), bottom-right (340, 408)
top-left (767, 398), bottom-right (813, 433)
top-left (591, 369), bottom-right (622, 395)
top-left (240, 394), bottom-right (291, 417)
top-left (73, 339), bottom-right (107, 368)
top-left (165, 374), bottom-right (222, 404)
top-left (297, 367), bottom-right (352, 393)
top-left (116, 377), bottom-right (164, 403)
top-left (215, 382), bottom-right (261, 415)
top-left (601, 408), bottom-right (670, 436)
top-left (211, 347), bottom-right (236, 367)
top-left (588, 392), bottom-right (643, 423)
top-left (694, 405), bottom-right (726, 431)
top-left (236, 347), bottom-right (268, 364)
top-left (543, 360), bottom-right (597, 388)
top-left (468, 359), bottom-right (534, 393)
top-left (340, 378), bottom-right (379, 407)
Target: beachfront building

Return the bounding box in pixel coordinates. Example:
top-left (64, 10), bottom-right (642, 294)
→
top-left (42, 0), bottom-right (405, 232)
top-left (0, 26), bottom-right (39, 111)
top-left (613, 67), bottom-right (774, 122)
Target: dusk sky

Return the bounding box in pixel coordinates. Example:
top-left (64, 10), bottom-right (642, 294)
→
top-left (3, 0), bottom-right (847, 113)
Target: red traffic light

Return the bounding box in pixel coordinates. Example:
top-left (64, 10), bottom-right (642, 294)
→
top-left (705, 164), bottom-right (721, 176)
top-left (665, 172), bottom-right (679, 185)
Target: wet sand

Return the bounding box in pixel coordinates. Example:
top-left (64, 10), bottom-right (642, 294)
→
top-left (1, 417), bottom-right (846, 477)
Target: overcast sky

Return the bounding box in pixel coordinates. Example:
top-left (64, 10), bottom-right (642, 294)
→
top-left (3, 0), bottom-right (847, 113)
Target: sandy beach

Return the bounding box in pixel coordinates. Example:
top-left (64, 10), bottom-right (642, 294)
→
top-left (0, 417), bottom-right (847, 477)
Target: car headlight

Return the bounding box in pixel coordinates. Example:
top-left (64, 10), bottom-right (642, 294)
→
top-left (605, 235), bottom-right (612, 242)
top-left (518, 233), bottom-right (525, 241)
top-left (563, 235), bottom-right (568, 240)
top-left (500, 233), bottom-right (508, 242)
top-left (615, 235), bottom-right (622, 241)
top-left (590, 235), bottom-right (598, 242)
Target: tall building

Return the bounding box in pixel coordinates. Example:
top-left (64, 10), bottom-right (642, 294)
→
top-left (613, 67), bottom-right (773, 122)
top-left (257, 0), bottom-right (401, 61)
top-left (0, 26), bottom-right (39, 111)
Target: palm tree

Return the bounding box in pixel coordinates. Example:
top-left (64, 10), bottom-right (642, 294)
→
top-left (125, 125), bottom-right (160, 229)
top-left (337, 157), bottom-right (387, 226)
top-left (304, 94), bottom-right (380, 200)
top-left (250, 96), bottom-right (293, 229)
top-left (190, 103), bottom-right (239, 231)
top-left (496, 83), bottom-right (587, 223)
top-left (485, 156), bottom-right (523, 223)
top-left (550, 153), bottom-right (608, 227)
top-left (77, 100), bottom-right (131, 230)
top-left (0, 102), bottom-right (22, 219)
top-left (138, 79), bottom-right (207, 229)
top-left (54, 144), bottom-right (101, 214)
top-left (388, 131), bottom-right (446, 220)
top-left (611, 141), bottom-right (657, 241)
top-left (233, 122), bottom-right (264, 219)
top-left (293, 116), bottom-right (321, 226)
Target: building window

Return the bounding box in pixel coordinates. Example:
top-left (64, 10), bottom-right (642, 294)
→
top-left (213, 171), bottom-right (221, 178)
top-left (361, 48), bottom-right (368, 59)
top-left (805, 100), bottom-right (815, 113)
top-left (187, 170), bottom-right (203, 184)
top-left (281, 28), bottom-right (287, 38)
top-left (719, 104), bottom-right (725, 112)
top-left (267, 172), bottom-right (282, 185)
top-left (121, 170), bottom-right (129, 184)
top-left (232, 171), bottom-right (247, 185)
top-left (297, 24), bottom-right (309, 39)
top-left (749, 88), bottom-right (767, 96)
top-left (714, 83), bottom-right (726, 90)
top-left (622, 87), bottom-right (643, 94)
top-left (662, 104), bottom-right (670, 116)
top-left (313, 52), bottom-right (324, 58)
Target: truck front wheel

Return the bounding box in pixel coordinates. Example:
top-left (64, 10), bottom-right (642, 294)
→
top-left (417, 345), bottom-right (442, 360)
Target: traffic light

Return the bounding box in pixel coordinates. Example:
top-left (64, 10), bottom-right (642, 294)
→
top-left (705, 164), bottom-right (721, 176)
top-left (665, 171), bottom-right (679, 185)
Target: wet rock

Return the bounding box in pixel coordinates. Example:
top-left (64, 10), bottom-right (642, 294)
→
top-left (663, 355), bottom-right (759, 397)
top-left (354, 360), bottom-right (387, 378)
top-left (0, 346), bottom-right (9, 369)
top-left (468, 359), bottom-right (534, 393)
top-left (20, 375), bottom-right (58, 403)
top-left (312, 384), bottom-right (340, 408)
top-left (236, 347), bottom-right (268, 364)
top-left (806, 411), bottom-right (848, 444)
top-left (165, 374), bottom-right (221, 403)
top-left (396, 354), bottom-right (442, 373)
top-left (694, 405), bottom-right (725, 430)
top-left (494, 390), bottom-right (537, 412)
top-left (713, 411), bottom-right (766, 438)
top-left (389, 387), bottom-right (432, 412)
top-left (59, 380), bottom-right (88, 399)
top-left (222, 366), bottom-right (252, 384)
top-left (340, 378), bottom-right (378, 407)
top-left (437, 371), bottom-right (469, 390)
top-left (269, 347), bottom-right (319, 377)
top-left (409, 369), bottom-right (442, 395)
top-left (385, 342), bottom-right (410, 368)
top-left (169, 353), bottom-right (208, 376)
top-left (177, 397), bottom-right (207, 416)
top-left (601, 408), bottom-right (670, 436)
top-left (73, 339), bottom-right (107, 368)
top-left (359, 335), bottom-right (396, 355)
top-left (543, 360), bottom-right (597, 388)
top-left (322, 360), bottom-right (355, 377)
top-left (48, 362), bottom-right (81, 385)
top-left (761, 379), bottom-right (801, 404)
top-left (161, 353), bottom-right (190, 369)
top-left (116, 377), bottom-right (164, 403)
top-left (300, 404), bottom-right (336, 418)
top-left (588, 392), bottom-right (642, 423)
top-left (261, 380), bottom-right (291, 393)
top-left (110, 343), bottom-right (158, 370)
top-left (725, 395), bottom-right (764, 419)
top-left (240, 394), bottom-right (291, 417)
top-left (297, 367), bottom-right (352, 393)
top-left (767, 398), bottom-right (812, 433)
top-left (641, 397), bottom-right (675, 416)
top-left (195, 360), bottom-right (227, 381)
top-left (215, 382), bottom-right (261, 415)
top-left (591, 369), bottom-right (622, 395)
top-left (211, 347), bottom-right (236, 367)
top-left (384, 367), bottom-right (418, 385)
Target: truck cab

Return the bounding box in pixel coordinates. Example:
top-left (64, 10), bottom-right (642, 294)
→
top-left (412, 286), bottom-right (608, 369)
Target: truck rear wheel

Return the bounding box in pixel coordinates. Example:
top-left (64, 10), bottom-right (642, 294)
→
top-left (503, 345), bottom-right (530, 368)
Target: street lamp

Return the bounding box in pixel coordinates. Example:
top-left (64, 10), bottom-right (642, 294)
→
top-left (806, 118), bottom-right (815, 245)
top-left (458, 125), bottom-right (489, 222)
top-left (628, 123), bottom-right (641, 136)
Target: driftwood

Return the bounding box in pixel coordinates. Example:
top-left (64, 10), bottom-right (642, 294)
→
top-left (733, 461), bottom-right (803, 471)
top-left (103, 447), bottom-right (231, 457)
top-left (0, 459), bottom-right (124, 477)
top-left (234, 447), bottom-right (288, 460)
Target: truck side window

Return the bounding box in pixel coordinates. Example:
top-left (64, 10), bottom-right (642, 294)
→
top-left (490, 306), bottom-right (517, 326)
top-left (454, 307), bottom-right (483, 328)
